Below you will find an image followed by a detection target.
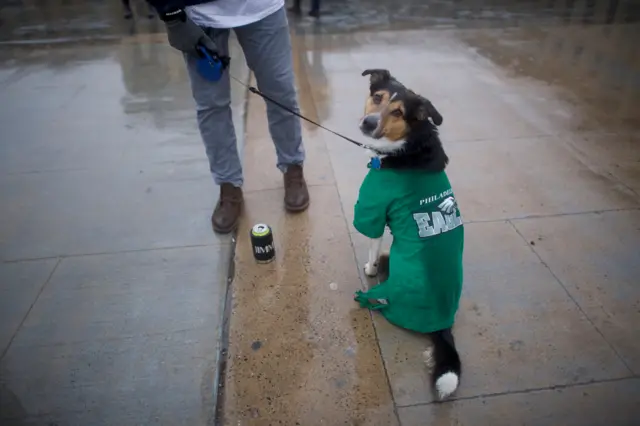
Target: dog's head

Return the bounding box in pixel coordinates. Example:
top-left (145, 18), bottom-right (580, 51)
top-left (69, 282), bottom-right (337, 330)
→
top-left (359, 69), bottom-right (443, 154)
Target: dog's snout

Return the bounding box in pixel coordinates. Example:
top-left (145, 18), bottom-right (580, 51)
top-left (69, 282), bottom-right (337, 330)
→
top-left (361, 115), bottom-right (379, 133)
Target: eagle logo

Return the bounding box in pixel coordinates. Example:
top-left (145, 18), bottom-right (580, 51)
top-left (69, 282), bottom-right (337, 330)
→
top-left (438, 196), bottom-right (457, 214)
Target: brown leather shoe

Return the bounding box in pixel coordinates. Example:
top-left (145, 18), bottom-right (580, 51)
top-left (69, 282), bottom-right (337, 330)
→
top-left (283, 164), bottom-right (310, 212)
top-left (212, 183), bottom-right (243, 234)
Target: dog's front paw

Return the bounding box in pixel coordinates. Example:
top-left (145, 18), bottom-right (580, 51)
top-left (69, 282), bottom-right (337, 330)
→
top-left (364, 261), bottom-right (378, 277)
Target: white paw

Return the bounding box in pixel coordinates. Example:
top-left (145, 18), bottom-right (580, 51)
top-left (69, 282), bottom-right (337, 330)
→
top-left (365, 149), bottom-right (378, 159)
top-left (364, 262), bottom-right (378, 277)
top-left (422, 348), bottom-right (435, 370)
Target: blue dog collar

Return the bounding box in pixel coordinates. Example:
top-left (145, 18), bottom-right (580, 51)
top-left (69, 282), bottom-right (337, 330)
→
top-left (370, 157), bottom-right (381, 169)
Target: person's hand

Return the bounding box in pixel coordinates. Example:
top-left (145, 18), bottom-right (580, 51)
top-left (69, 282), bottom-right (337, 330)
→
top-left (160, 9), bottom-right (218, 57)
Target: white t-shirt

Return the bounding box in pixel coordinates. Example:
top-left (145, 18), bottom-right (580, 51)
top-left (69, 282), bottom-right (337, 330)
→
top-left (186, 0), bottom-right (284, 28)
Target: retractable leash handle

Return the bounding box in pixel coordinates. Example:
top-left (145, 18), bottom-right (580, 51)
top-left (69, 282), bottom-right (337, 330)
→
top-left (196, 45), bottom-right (227, 82)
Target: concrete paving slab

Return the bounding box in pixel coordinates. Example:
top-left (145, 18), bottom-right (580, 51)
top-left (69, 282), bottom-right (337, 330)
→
top-left (293, 24), bottom-right (638, 148)
top-left (351, 222), bottom-right (631, 406)
top-left (1, 245), bottom-right (227, 424)
top-left (0, 1), bottom-right (158, 44)
top-left (222, 94), bottom-right (395, 423)
top-left (458, 24), bottom-right (640, 134)
top-left (565, 133), bottom-right (640, 193)
top-left (445, 136), bottom-right (639, 222)
top-left (10, 245), bottom-right (229, 346)
top-left (0, 164), bottom-right (220, 261)
top-left (221, 186), bottom-right (397, 425)
top-left (0, 42), bottom-right (245, 175)
top-left (0, 259), bottom-right (58, 353)
top-left (335, 134), bottom-right (640, 234)
top-left (0, 47), bottom-right (194, 173)
top-left (398, 378), bottom-right (640, 426)
top-left (275, 11), bottom-right (640, 419)
top-left (292, 28), bottom-right (639, 238)
top-left (3, 0), bottom-right (637, 424)
top-left (0, 37), bottom-right (250, 261)
top-left (512, 210), bottom-right (640, 373)
top-left (291, 34), bottom-right (331, 129)
top-left (0, 10), bottom-right (249, 424)
top-left (232, 7), bottom-right (640, 423)
top-left (2, 328), bottom-right (218, 425)
top-left (296, 30), bottom-right (555, 144)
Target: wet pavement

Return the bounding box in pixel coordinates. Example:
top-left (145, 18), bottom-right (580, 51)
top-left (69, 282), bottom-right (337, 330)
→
top-left (1, 0), bottom-right (640, 425)
top-left (0, 2), bottom-right (249, 424)
top-left (225, 1), bottom-right (640, 425)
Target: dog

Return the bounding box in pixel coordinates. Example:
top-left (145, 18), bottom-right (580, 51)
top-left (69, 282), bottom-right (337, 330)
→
top-left (353, 69), bottom-right (464, 400)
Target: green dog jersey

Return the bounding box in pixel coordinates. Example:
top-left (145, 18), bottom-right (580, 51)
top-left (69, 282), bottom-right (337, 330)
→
top-left (353, 166), bottom-right (464, 333)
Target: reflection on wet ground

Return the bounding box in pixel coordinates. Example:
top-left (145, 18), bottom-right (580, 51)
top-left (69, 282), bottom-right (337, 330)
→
top-left (288, 0), bottom-right (640, 135)
top-left (0, 3), bottom-right (250, 425)
top-left (0, 0), bottom-right (162, 43)
top-left (1, 0), bottom-right (639, 424)
top-left (290, 0), bottom-right (640, 33)
top-left (463, 27), bottom-right (639, 137)
top-left (2, 0), bottom-right (640, 42)
top-left (229, 0), bottom-right (640, 423)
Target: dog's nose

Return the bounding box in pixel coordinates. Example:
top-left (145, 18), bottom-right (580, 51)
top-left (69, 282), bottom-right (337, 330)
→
top-left (361, 115), bottom-right (378, 133)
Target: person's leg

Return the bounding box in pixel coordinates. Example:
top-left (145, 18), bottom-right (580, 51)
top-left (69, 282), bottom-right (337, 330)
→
top-left (147, 0), bottom-right (155, 18)
top-left (184, 28), bottom-right (244, 232)
top-left (122, 0), bottom-right (133, 19)
top-left (235, 8), bottom-right (304, 170)
top-left (309, 0), bottom-right (320, 17)
top-left (288, 0), bottom-right (301, 14)
top-left (235, 7), bottom-right (309, 211)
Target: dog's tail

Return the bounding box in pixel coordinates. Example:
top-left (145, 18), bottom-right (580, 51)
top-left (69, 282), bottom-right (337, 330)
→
top-left (428, 328), bottom-right (461, 400)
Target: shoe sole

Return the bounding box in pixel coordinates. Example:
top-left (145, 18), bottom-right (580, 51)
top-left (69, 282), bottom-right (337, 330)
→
top-left (212, 202), bottom-right (243, 234)
top-left (212, 220), bottom-right (239, 234)
top-left (285, 198), bottom-right (310, 213)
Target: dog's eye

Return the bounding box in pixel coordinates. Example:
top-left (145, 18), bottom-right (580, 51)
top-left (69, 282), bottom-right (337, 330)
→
top-left (372, 94), bottom-right (383, 104)
top-left (390, 109), bottom-right (403, 117)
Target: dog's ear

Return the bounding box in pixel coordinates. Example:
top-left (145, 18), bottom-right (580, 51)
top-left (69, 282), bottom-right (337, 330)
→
top-left (362, 69), bottom-right (391, 85)
top-left (416, 97), bottom-right (443, 126)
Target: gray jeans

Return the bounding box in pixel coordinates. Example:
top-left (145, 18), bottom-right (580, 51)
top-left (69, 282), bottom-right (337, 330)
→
top-left (184, 7), bottom-right (304, 187)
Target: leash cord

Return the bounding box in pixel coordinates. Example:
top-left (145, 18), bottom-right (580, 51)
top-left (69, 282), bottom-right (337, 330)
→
top-left (229, 74), bottom-right (378, 153)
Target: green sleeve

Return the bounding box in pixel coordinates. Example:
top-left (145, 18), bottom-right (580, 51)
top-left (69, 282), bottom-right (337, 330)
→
top-left (353, 170), bottom-right (389, 239)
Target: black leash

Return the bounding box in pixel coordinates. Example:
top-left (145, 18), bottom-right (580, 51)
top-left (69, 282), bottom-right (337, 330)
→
top-left (229, 74), bottom-right (379, 153)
